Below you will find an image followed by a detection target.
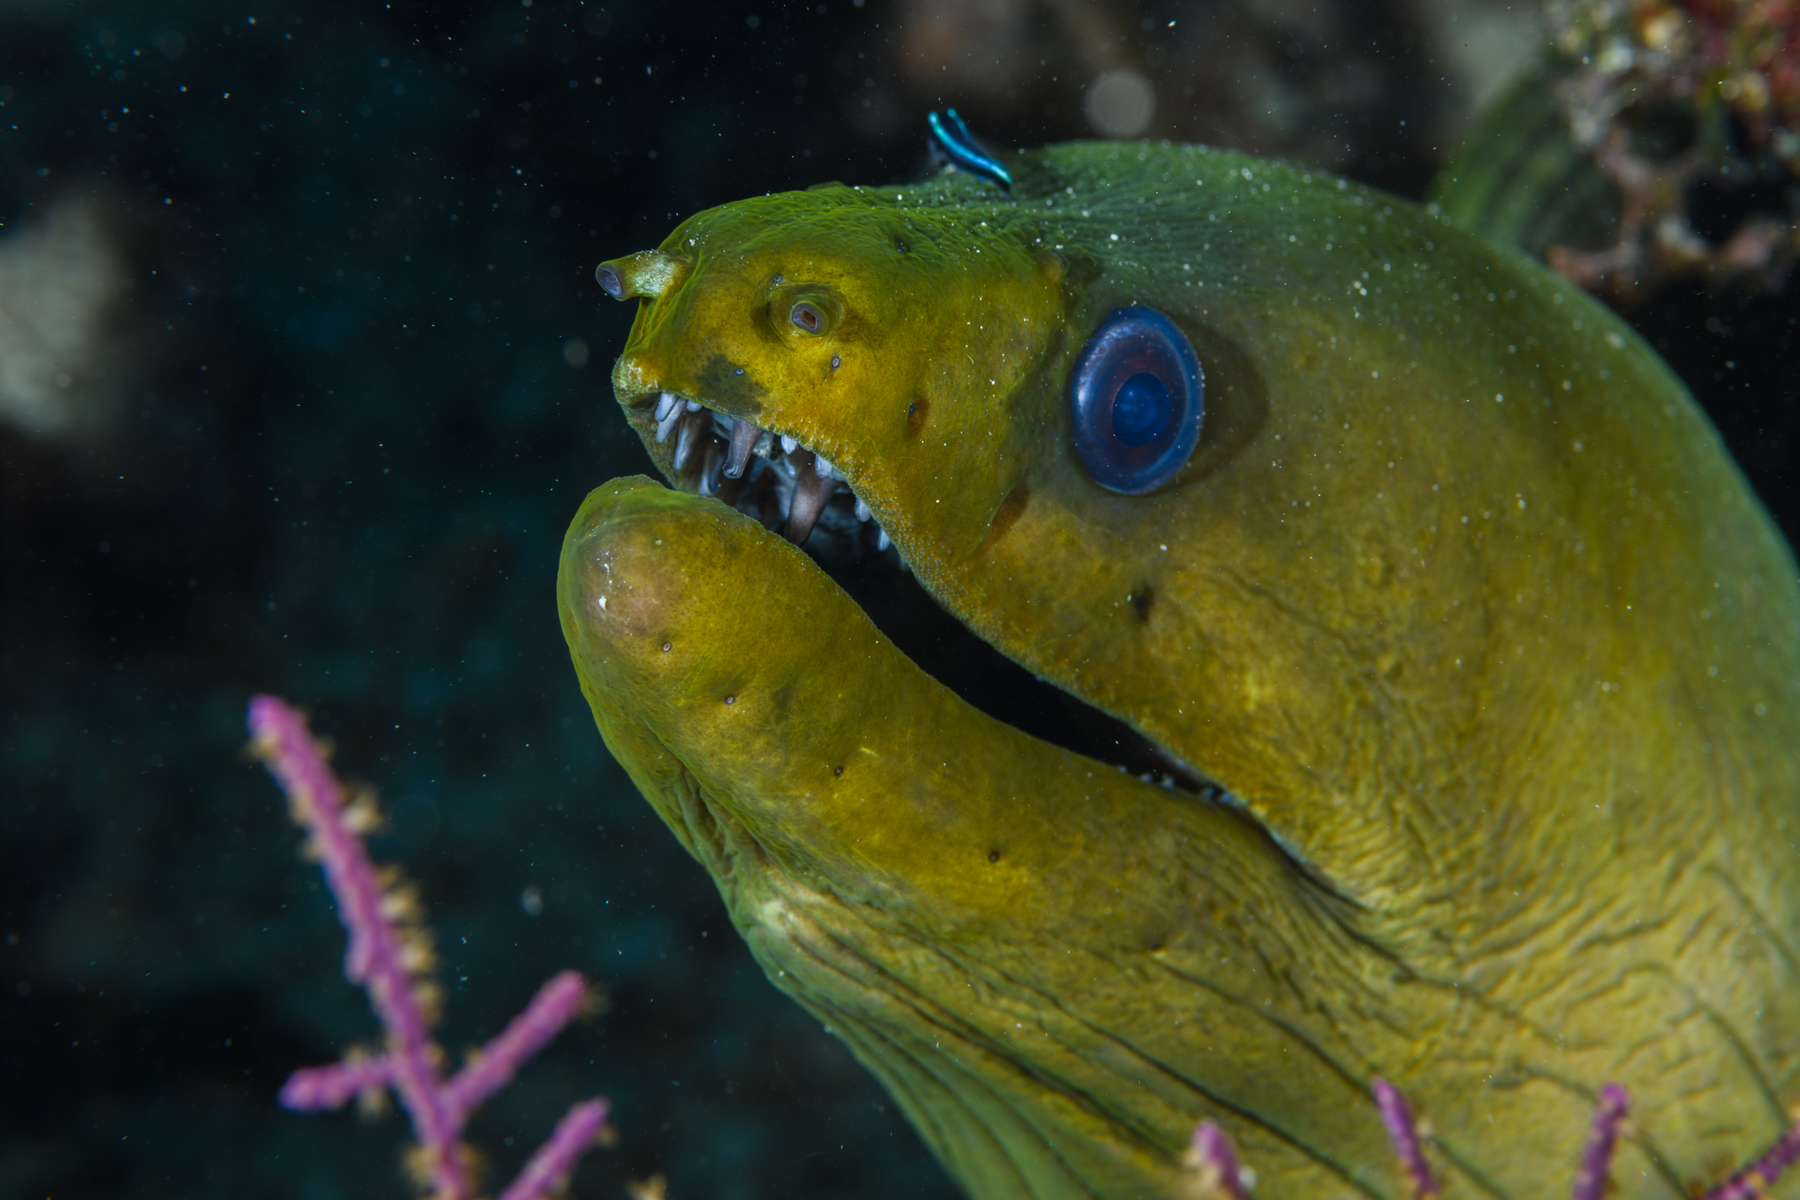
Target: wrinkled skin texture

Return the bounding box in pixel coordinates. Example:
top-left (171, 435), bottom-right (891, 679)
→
top-left (558, 143), bottom-right (1800, 1198)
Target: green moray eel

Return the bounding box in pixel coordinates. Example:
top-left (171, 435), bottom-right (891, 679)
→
top-left (557, 141), bottom-right (1800, 1198)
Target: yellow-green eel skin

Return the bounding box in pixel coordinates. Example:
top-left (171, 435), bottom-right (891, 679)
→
top-left (557, 140), bottom-right (1800, 1199)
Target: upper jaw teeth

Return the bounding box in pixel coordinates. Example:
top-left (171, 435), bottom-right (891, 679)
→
top-left (723, 416), bottom-right (760, 480)
top-left (654, 396), bottom-right (683, 443)
top-left (639, 389), bottom-right (894, 553)
top-left (672, 410), bottom-right (703, 471)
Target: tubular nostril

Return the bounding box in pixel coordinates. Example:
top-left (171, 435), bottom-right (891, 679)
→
top-left (593, 250), bottom-right (691, 301)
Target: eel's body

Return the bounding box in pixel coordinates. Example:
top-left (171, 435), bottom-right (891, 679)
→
top-left (559, 141), bottom-right (1800, 1198)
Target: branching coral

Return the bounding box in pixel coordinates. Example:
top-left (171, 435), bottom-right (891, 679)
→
top-left (249, 695), bottom-right (608, 1200)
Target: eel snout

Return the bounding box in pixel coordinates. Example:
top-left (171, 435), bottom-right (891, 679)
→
top-left (556, 476), bottom-right (686, 654)
top-left (556, 472), bottom-right (1064, 907)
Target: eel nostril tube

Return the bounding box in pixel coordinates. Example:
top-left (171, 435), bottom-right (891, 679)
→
top-left (593, 250), bottom-right (691, 301)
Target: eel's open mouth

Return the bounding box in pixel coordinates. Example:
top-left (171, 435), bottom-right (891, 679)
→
top-left (644, 389), bottom-right (890, 559)
top-left (631, 387), bottom-right (1212, 798)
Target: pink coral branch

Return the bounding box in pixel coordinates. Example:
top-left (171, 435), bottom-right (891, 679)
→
top-left (1703, 1117), bottom-right (1800, 1200)
top-left (250, 695), bottom-right (608, 1200)
top-left (1189, 1122), bottom-right (1250, 1200)
top-left (278, 1053), bottom-right (395, 1111)
top-left (499, 1099), bottom-right (611, 1200)
top-left (1372, 1078), bottom-right (1438, 1198)
top-left (250, 694), bottom-right (467, 1196)
top-left (1571, 1083), bottom-right (1630, 1200)
top-left (445, 969), bottom-right (589, 1123)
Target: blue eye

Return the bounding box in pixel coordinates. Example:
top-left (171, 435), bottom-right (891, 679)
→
top-left (1069, 307), bottom-right (1204, 494)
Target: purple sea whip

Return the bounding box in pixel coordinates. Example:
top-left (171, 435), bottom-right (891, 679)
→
top-left (1187, 1078), bottom-right (1800, 1199)
top-left (1184, 1122), bottom-right (1251, 1200)
top-left (1703, 1111), bottom-right (1800, 1200)
top-left (1372, 1077), bottom-right (1438, 1198)
top-left (1570, 1084), bottom-right (1631, 1200)
top-left (250, 694), bottom-right (608, 1200)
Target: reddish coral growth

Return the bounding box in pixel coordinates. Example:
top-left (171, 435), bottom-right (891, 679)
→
top-left (1543, 0), bottom-right (1800, 298)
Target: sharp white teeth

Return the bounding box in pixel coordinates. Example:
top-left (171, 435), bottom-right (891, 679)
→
top-left (876, 525), bottom-right (891, 552)
top-left (724, 419), bottom-right (762, 479)
top-left (674, 411), bottom-right (704, 470)
top-left (655, 404), bottom-right (683, 443)
top-left (752, 429), bottom-right (774, 458)
top-left (655, 392), bottom-right (680, 422)
top-left (785, 457), bottom-right (833, 545)
top-left (815, 456), bottom-right (834, 479)
top-left (684, 399), bottom-right (702, 413)
top-left (854, 497), bottom-right (871, 522)
top-left (697, 440), bottom-right (724, 496)
top-left (780, 434), bottom-right (799, 455)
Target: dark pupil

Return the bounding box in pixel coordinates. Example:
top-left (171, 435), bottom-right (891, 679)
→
top-left (794, 304), bottom-right (819, 330)
top-left (1110, 372), bottom-right (1170, 448)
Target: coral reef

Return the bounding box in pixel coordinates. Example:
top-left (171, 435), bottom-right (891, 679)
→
top-left (1552, 0), bottom-right (1800, 295)
top-left (1445, 0), bottom-right (1800, 299)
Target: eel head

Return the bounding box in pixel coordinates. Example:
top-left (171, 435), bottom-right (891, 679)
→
top-left (562, 153), bottom-right (1800, 1199)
